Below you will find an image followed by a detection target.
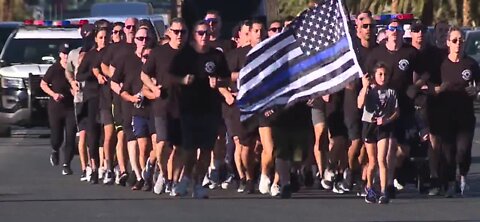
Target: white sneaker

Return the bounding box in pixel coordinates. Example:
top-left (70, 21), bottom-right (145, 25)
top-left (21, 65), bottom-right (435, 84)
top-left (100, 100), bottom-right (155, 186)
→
top-left (332, 182), bottom-right (345, 194)
top-left (394, 179), bottom-right (404, 191)
top-left (176, 177), bottom-right (190, 196)
top-left (98, 167), bottom-right (106, 180)
top-left (153, 176), bottom-right (166, 195)
top-left (202, 173), bottom-right (210, 187)
top-left (192, 184), bottom-right (208, 199)
top-left (170, 183), bottom-right (179, 197)
top-left (270, 184), bottom-right (281, 197)
top-left (86, 166), bottom-right (92, 182)
top-left (114, 166), bottom-right (120, 185)
top-left (221, 174), bottom-right (235, 190)
top-left (259, 174), bottom-right (271, 194)
top-left (460, 177), bottom-right (469, 197)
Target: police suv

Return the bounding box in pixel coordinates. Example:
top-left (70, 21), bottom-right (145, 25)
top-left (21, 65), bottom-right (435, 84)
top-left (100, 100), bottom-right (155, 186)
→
top-left (0, 20), bottom-right (82, 133)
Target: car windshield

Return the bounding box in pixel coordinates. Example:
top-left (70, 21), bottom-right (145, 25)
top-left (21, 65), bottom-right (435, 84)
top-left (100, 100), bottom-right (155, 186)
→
top-left (465, 33), bottom-right (480, 61)
top-left (0, 38), bottom-right (82, 65)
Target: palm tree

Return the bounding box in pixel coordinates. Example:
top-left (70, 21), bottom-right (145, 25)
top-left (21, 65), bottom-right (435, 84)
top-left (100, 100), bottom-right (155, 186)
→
top-left (391, 0), bottom-right (399, 13)
top-left (462, 0), bottom-right (472, 26)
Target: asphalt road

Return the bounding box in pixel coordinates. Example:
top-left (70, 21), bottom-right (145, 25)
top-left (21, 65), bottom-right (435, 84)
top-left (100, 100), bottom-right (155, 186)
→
top-left (0, 129), bottom-right (480, 221)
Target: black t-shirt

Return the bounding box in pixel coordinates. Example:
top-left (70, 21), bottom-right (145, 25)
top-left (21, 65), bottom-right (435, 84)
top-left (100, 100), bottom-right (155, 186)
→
top-left (76, 48), bottom-right (107, 100)
top-left (170, 45), bottom-right (230, 115)
top-left (210, 39), bottom-right (235, 54)
top-left (142, 44), bottom-right (179, 117)
top-left (345, 42), bottom-right (377, 120)
top-left (325, 90), bottom-right (344, 117)
top-left (417, 46), bottom-right (448, 86)
top-left (121, 58), bottom-right (151, 118)
top-left (42, 62), bottom-right (73, 109)
top-left (440, 56), bottom-right (480, 116)
top-left (366, 43), bottom-right (419, 115)
top-left (112, 51), bottom-right (144, 120)
top-left (226, 45), bottom-right (251, 92)
top-left (103, 42), bottom-right (136, 67)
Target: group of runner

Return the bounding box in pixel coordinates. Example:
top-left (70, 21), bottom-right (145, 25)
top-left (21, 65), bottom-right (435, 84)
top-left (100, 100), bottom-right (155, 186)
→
top-left (40, 9), bottom-right (479, 202)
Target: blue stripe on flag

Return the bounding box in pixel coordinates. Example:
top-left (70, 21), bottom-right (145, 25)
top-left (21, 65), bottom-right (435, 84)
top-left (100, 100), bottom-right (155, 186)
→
top-left (238, 37), bottom-right (349, 105)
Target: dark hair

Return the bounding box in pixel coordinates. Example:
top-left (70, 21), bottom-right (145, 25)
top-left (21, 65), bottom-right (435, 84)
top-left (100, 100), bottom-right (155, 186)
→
top-left (206, 10), bottom-right (220, 18)
top-left (250, 19), bottom-right (264, 30)
top-left (231, 24), bottom-right (240, 39)
top-left (371, 61), bottom-right (391, 84)
top-left (388, 18), bottom-right (402, 26)
top-left (269, 20), bottom-right (282, 27)
top-left (447, 26), bottom-right (464, 40)
top-left (94, 19), bottom-right (111, 29)
top-left (360, 10), bottom-right (373, 17)
top-left (170, 17), bottom-right (186, 27)
top-left (193, 20), bottom-right (209, 31)
top-left (113, 22), bottom-right (124, 28)
top-left (94, 27), bottom-right (109, 48)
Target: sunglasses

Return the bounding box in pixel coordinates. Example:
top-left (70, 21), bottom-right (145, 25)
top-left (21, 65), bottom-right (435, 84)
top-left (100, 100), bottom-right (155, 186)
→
top-left (387, 25), bottom-right (403, 32)
top-left (411, 27), bottom-right (426, 33)
top-left (125, 25), bottom-right (135, 30)
top-left (204, 18), bottom-right (218, 25)
top-left (361, 24), bottom-right (373, 29)
top-left (112, 30), bottom-right (121, 34)
top-left (170, 29), bottom-right (186, 35)
top-left (450, 38), bottom-right (464, 44)
top-left (269, 27), bottom-right (282, 32)
top-left (196, 30), bottom-right (211, 36)
top-left (135, 36), bottom-right (149, 41)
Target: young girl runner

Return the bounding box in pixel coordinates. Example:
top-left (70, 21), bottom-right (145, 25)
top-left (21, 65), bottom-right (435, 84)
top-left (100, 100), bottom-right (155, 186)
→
top-left (358, 61), bottom-right (399, 204)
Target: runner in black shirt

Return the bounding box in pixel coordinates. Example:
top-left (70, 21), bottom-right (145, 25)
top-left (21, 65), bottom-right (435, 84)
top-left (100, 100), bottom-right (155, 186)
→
top-left (365, 19), bottom-right (420, 198)
top-left (344, 15), bottom-right (377, 191)
top-left (75, 27), bottom-right (109, 184)
top-left (141, 18), bottom-right (187, 196)
top-left (41, 43), bottom-right (76, 175)
top-left (111, 26), bottom-right (152, 190)
top-left (438, 27), bottom-right (480, 197)
top-left (171, 21), bottom-right (230, 199)
top-left (410, 22), bottom-right (449, 195)
top-left (204, 10), bottom-right (235, 53)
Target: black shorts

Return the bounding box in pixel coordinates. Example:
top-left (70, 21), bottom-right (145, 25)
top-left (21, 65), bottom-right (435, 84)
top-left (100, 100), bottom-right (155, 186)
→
top-left (393, 114), bottom-right (416, 145)
top-left (180, 114), bottom-right (220, 151)
top-left (344, 116), bottom-right (362, 140)
top-left (272, 126), bottom-right (314, 162)
top-left (167, 117), bottom-right (182, 146)
top-left (258, 115), bottom-right (272, 127)
top-left (121, 107), bottom-right (135, 142)
top-left (362, 122), bottom-right (393, 143)
top-left (223, 105), bottom-right (254, 146)
top-left (132, 115), bottom-right (155, 139)
top-left (100, 109), bottom-right (114, 125)
top-left (326, 111), bottom-right (348, 138)
top-left (75, 102), bottom-right (88, 132)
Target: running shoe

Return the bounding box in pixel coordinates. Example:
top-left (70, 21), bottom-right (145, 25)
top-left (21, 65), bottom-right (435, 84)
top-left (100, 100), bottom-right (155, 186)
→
top-left (153, 176), bottom-right (166, 195)
top-left (62, 164), bottom-right (73, 175)
top-left (365, 187), bottom-right (377, 204)
top-left (50, 151), bottom-right (59, 166)
top-left (131, 179), bottom-right (145, 191)
top-left (270, 184), bottom-right (281, 197)
top-left (80, 170), bottom-right (88, 182)
top-left (259, 174), bottom-right (271, 194)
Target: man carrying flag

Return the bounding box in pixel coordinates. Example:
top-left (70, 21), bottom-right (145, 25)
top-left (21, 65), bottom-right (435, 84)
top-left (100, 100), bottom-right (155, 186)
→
top-left (237, 0), bottom-right (363, 198)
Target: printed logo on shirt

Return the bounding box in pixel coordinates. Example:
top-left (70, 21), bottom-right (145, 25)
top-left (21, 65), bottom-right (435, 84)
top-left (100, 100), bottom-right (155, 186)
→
top-left (398, 59), bottom-right (410, 71)
top-left (205, 61), bottom-right (216, 74)
top-left (462, 69), bottom-right (472, 81)
top-left (215, 47), bottom-right (224, 53)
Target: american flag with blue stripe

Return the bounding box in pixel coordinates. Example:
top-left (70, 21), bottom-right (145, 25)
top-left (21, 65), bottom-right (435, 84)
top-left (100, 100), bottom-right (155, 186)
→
top-left (237, 0), bottom-right (362, 123)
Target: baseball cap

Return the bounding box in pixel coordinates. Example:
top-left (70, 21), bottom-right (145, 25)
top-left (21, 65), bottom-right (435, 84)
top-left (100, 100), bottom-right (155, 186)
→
top-left (411, 22), bottom-right (427, 32)
top-left (80, 24), bottom-right (95, 38)
top-left (59, 43), bottom-right (71, 54)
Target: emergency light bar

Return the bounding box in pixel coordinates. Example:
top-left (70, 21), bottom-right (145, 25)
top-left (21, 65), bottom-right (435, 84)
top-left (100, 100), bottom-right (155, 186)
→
top-left (23, 19), bottom-right (83, 27)
top-left (373, 13), bottom-right (415, 24)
